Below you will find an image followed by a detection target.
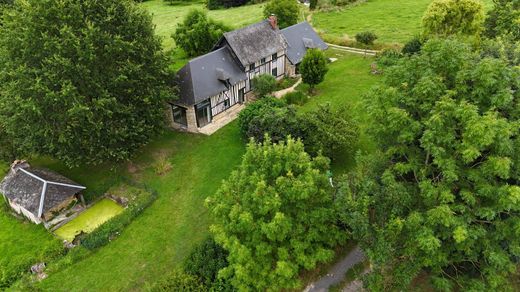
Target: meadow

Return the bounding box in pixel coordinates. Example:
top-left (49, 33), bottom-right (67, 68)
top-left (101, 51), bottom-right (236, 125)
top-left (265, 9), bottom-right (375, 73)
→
top-left (312, 0), bottom-right (494, 45)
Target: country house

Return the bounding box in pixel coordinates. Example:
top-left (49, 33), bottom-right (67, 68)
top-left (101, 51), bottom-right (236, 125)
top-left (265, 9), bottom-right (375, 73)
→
top-left (168, 17), bottom-right (327, 134)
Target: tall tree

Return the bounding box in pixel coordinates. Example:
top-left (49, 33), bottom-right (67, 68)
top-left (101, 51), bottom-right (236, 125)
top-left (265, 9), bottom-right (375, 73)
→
top-left (173, 9), bottom-right (230, 57)
top-left (263, 0), bottom-right (300, 29)
top-left (207, 137), bottom-right (344, 291)
top-left (484, 0), bottom-right (520, 41)
top-left (0, 0), bottom-right (173, 166)
top-left (338, 39), bottom-right (520, 291)
top-left (299, 49), bottom-right (329, 93)
top-left (422, 0), bottom-right (485, 38)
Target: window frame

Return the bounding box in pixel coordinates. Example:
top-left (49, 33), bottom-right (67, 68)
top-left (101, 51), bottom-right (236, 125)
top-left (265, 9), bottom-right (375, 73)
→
top-left (172, 105), bottom-right (188, 127)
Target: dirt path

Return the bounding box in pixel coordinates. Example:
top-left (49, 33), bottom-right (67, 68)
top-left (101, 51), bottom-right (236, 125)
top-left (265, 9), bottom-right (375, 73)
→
top-left (303, 246), bottom-right (366, 292)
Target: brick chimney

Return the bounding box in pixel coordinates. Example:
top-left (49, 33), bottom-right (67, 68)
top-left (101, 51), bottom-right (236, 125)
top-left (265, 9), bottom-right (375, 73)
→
top-left (268, 14), bottom-right (278, 30)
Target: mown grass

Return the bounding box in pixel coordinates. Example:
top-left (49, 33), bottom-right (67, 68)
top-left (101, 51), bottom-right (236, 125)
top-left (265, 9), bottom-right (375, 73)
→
top-left (312, 0), bottom-right (493, 45)
top-left (141, 0), bottom-right (265, 51)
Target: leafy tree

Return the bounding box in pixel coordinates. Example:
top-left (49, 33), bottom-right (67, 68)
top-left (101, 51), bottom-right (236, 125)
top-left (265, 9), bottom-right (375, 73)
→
top-left (207, 137), bottom-right (344, 291)
top-left (237, 97), bottom-right (286, 138)
top-left (183, 237), bottom-right (229, 288)
top-left (300, 104), bottom-right (359, 161)
top-left (251, 74), bottom-right (277, 98)
top-left (0, 0), bottom-right (172, 167)
top-left (263, 0), bottom-right (300, 29)
top-left (484, 0), bottom-right (520, 41)
top-left (402, 36), bottom-right (424, 55)
top-left (422, 0), bottom-right (485, 37)
top-left (206, 0), bottom-right (249, 10)
top-left (338, 39), bottom-right (520, 291)
top-left (173, 9), bottom-right (230, 57)
top-left (152, 270), bottom-right (206, 292)
top-left (300, 49), bottom-right (329, 93)
top-left (245, 104), bottom-right (302, 144)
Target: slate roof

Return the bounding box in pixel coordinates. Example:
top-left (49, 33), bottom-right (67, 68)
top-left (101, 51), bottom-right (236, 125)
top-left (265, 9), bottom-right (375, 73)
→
top-left (0, 162), bottom-right (84, 219)
top-left (218, 20), bottom-right (287, 67)
top-left (281, 21), bottom-right (328, 65)
top-left (176, 47), bottom-right (247, 105)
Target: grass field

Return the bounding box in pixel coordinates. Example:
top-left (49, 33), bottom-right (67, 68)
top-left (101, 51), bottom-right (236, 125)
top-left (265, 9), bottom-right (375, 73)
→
top-left (0, 208), bottom-right (62, 288)
top-left (312, 0), bottom-right (494, 45)
top-left (141, 0), bottom-right (265, 51)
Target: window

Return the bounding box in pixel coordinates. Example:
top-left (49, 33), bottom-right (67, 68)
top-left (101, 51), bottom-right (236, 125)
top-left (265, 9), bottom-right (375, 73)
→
top-left (249, 64), bottom-right (255, 71)
top-left (272, 53), bottom-right (277, 60)
top-left (272, 67), bottom-right (278, 77)
top-left (172, 105), bottom-right (187, 127)
top-left (261, 58), bottom-right (266, 64)
top-left (224, 99), bottom-right (230, 108)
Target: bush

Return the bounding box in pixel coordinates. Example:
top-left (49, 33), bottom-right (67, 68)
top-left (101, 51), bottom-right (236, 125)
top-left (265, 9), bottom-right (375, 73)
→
top-left (355, 31), bottom-right (378, 46)
top-left (237, 97), bottom-right (285, 138)
top-left (80, 184), bottom-right (157, 250)
top-left (206, 0), bottom-right (249, 10)
top-left (283, 91), bottom-right (307, 105)
top-left (246, 105), bottom-right (302, 144)
top-left (152, 270), bottom-right (206, 292)
top-left (377, 48), bottom-right (403, 68)
top-left (183, 237), bottom-right (228, 288)
top-left (401, 36), bottom-right (423, 55)
top-left (173, 9), bottom-right (230, 57)
top-left (251, 74), bottom-right (277, 98)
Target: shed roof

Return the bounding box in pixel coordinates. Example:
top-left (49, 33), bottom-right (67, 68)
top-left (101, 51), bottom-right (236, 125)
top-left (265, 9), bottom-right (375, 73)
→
top-left (0, 162), bottom-right (85, 219)
top-left (176, 47), bottom-right (247, 106)
top-left (281, 21), bottom-right (328, 65)
top-left (218, 20), bottom-right (287, 67)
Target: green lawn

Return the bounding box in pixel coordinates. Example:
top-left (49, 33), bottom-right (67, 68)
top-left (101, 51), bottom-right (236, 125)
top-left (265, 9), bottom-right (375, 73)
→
top-left (141, 0), bottom-right (265, 51)
top-left (35, 125), bottom-right (245, 291)
top-left (312, 0), bottom-right (493, 45)
top-left (0, 208), bottom-right (62, 288)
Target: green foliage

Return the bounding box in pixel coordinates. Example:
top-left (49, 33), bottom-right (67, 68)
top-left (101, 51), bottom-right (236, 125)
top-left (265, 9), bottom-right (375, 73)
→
top-left (402, 36), bottom-right (424, 55)
top-left (173, 9), bottom-right (230, 57)
top-left (283, 91), bottom-right (308, 106)
top-left (183, 237), bottom-right (229, 287)
top-left (206, 0), bottom-right (249, 10)
top-left (207, 137), bottom-right (344, 291)
top-left (252, 74), bottom-right (277, 98)
top-left (300, 104), bottom-right (359, 161)
top-left (310, 0), bottom-right (318, 10)
top-left (377, 48), bottom-right (403, 68)
top-left (484, 0), bottom-right (520, 41)
top-left (237, 97), bottom-right (286, 138)
top-left (300, 49), bottom-right (329, 91)
top-left (245, 104), bottom-right (302, 144)
top-left (263, 0), bottom-right (299, 29)
top-left (422, 0), bottom-right (485, 37)
top-left (152, 270), bottom-right (206, 292)
top-left (355, 31), bottom-right (378, 46)
top-left (480, 37), bottom-right (520, 66)
top-left (0, 0), bottom-right (172, 167)
top-left (338, 38), bottom-right (520, 290)
top-left (80, 185), bottom-right (157, 250)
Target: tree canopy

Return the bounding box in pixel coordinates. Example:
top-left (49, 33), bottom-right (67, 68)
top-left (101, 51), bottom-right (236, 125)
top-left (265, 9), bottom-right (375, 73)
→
top-left (207, 137), bottom-right (344, 291)
top-left (263, 0), bottom-right (300, 29)
top-left (300, 49), bottom-right (329, 92)
top-left (422, 0), bottom-right (485, 38)
top-left (338, 38), bottom-right (520, 290)
top-left (0, 0), bottom-right (173, 166)
top-left (484, 0), bottom-right (520, 41)
top-left (173, 9), bottom-right (230, 57)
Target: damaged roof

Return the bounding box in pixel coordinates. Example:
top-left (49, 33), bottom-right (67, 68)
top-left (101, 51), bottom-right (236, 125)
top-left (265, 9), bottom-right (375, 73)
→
top-left (281, 21), bottom-right (328, 65)
top-left (176, 47), bottom-right (247, 105)
top-left (0, 162), bottom-right (85, 218)
top-left (218, 20), bottom-right (287, 67)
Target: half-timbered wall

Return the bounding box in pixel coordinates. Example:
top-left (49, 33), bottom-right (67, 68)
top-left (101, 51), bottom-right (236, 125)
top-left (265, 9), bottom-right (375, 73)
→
top-left (245, 50), bottom-right (286, 92)
top-left (209, 80), bottom-right (246, 117)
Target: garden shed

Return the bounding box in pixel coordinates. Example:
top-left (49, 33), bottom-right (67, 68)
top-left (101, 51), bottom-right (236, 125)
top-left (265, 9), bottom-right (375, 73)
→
top-left (0, 160), bottom-right (85, 224)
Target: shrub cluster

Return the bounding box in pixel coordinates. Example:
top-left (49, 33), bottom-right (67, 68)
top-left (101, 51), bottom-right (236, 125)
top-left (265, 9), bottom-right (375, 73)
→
top-left (238, 97), bottom-right (359, 160)
top-left (206, 0), bottom-right (249, 10)
top-left (251, 74), bottom-right (277, 98)
top-left (152, 270), bottom-right (206, 291)
top-left (283, 91), bottom-right (308, 105)
top-left (80, 184), bottom-right (157, 250)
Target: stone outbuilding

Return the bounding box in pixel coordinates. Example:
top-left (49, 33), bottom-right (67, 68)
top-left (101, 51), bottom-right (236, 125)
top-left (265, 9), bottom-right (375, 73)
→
top-left (0, 160), bottom-right (85, 224)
